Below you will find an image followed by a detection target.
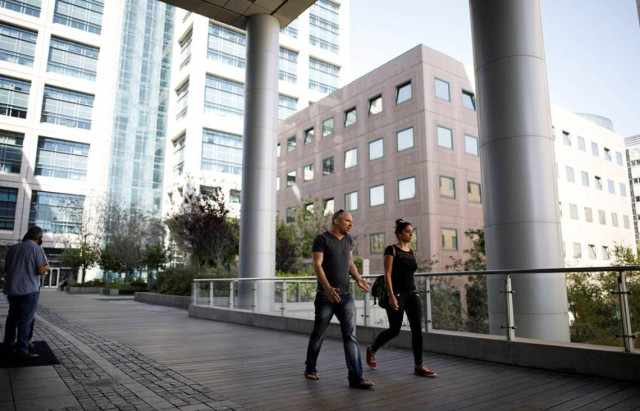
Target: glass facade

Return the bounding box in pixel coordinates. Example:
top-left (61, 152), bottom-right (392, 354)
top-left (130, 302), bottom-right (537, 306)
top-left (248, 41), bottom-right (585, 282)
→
top-left (53, 0), bottom-right (104, 34)
top-left (0, 186), bottom-right (18, 230)
top-left (204, 75), bottom-right (244, 118)
top-left (278, 95), bottom-right (297, 122)
top-left (0, 129), bottom-right (23, 173)
top-left (201, 129), bottom-right (242, 175)
top-left (0, 75), bottom-right (30, 119)
top-left (207, 22), bottom-right (245, 68)
top-left (29, 190), bottom-right (85, 233)
top-left (35, 137), bottom-right (89, 180)
top-left (0, 22), bottom-right (37, 67)
top-left (309, 57), bottom-right (339, 94)
top-left (47, 36), bottom-right (99, 80)
top-left (41, 85), bottom-right (94, 129)
top-left (1, 0), bottom-right (41, 17)
top-left (309, 0), bottom-right (339, 54)
top-left (279, 48), bottom-right (297, 84)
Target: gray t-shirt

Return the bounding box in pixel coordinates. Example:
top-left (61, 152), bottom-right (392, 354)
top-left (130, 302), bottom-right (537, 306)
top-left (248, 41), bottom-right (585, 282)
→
top-left (312, 231), bottom-right (354, 293)
top-left (3, 240), bottom-right (47, 295)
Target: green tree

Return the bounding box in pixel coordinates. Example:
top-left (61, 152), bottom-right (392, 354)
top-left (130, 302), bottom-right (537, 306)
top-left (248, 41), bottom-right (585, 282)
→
top-left (60, 242), bottom-right (101, 284)
top-left (275, 220), bottom-right (303, 274)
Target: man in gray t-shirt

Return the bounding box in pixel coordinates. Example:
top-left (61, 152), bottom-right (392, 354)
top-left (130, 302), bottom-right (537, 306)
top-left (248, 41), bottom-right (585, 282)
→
top-left (3, 226), bottom-right (50, 359)
top-left (304, 209), bottom-right (374, 388)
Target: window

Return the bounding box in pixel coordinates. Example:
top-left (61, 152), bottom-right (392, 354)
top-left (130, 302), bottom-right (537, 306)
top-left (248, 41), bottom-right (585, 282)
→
top-left (396, 127), bottom-right (414, 151)
top-left (0, 75), bottom-right (30, 119)
top-left (41, 85), bottom-right (94, 129)
top-left (439, 176), bottom-right (455, 198)
top-left (572, 242), bottom-right (582, 258)
top-left (286, 206), bottom-right (295, 223)
top-left (577, 136), bottom-right (585, 151)
top-left (309, 0), bottom-right (340, 54)
top-left (396, 81), bottom-right (412, 104)
top-left (370, 233), bottom-right (386, 254)
top-left (569, 204), bottom-right (578, 220)
top-left (616, 152), bottom-right (623, 165)
top-left (204, 75), bottom-right (244, 118)
top-left (322, 156), bottom-right (334, 175)
top-left (276, 176), bottom-right (280, 191)
top-left (624, 215), bottom-right (631, 229)
top-left (465, 135), bottom-right (478, 156)
top-left (35, 137), bottom-right (89, 180)
top-left (369, 138), bottom-right (383, 160)
top-left (604, 147), bottom-right (611, 161)
top-left (368, 95), bottom-right (382, 116)
top-left (322, 118), bottom-right (334, 137)
top-left (566, 166), bottom-right (575, 183)
top-left (462, 90), bottom-right (475, 110)
top-left (0, 22), bottom-right (37, 67)
top-left (0, 186), bottom-right (18, 229)
top-left (587, 244), bottom-right (596, 260)
top-left (398, 177), bottom-right (416, 200)
top-left (599, 209), bottom-right (606, 225)
top-left (437, 126), bottom-right (453, 149)
top-left (344, 148), bottom-right (357, 168)
top-left (602, 246), bottom-right (610, 260)
top-left (304, 127), bottom-right (315, 145)
top-left (344, 191), bottom-right (358, 211)
top-left (53, 0), bottom-right (104, 34)
top-left (594, 176), bottom-right (602, 190)
top-left (303, 164), bottom-right (314, 181)
top-left (281, 19), bottom-right (298, 39)
top-left (207, 22), bottom-right (245, 68)
top-left (591, 142), bottom-right (598, 157)
top-left (287, 136), bottom-right (296, 152)
top-left (442, 228), bottom-right (458, 251)
top-left (201, 129), bottom-right (243, 175)
top-left (323, 197), bottom-right (334, 215)
top-left (584, 207), bottom-right (593, 222)
top-left (29, 190), bottom-right (84, 233)
top-left (47, 36), bottom-right (99, 80)
top-left (0, 129), bottom-right (23, 173)
top-left (286, 171), bottom-right (296, 187)
top-left (309, 58), bottom-right (339, 93)
top-left (1, 0), bottom-right (40, 16)
top-left (369, 184), bottom-right (384, 206)
top-left (279, 48), bottom-right (298, 83)
top-left (611, 212), bottom-right (619, 227)
top-left (178, 28), bottom-right (192, 69)
top-left (344, 107), bottom-right (356, 127)
top-left (562, 131), bottom-right (571, 146)
top-left (172, 134), bottom-right (185, 176)
top-left (607, 179), bottom-right (615, 194)
top-left (468, 182), bottom-right (482, 203)
top-left (581, 171), bottom-right (589, 187)
top-left (620, 183), bottom-right (627, 197)
top-left (229, 189), bottom-right (241, 204)
top-left (175, 80), bottom-right (189, 120)
top-left (434, 78), bottom-right (450, 101)
top-left (278, 95), bottom-right (297, 121)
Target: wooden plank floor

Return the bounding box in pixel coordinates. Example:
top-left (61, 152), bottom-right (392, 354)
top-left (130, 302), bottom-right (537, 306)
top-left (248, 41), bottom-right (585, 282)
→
top-left (32, 290), bottom-right (640, 410)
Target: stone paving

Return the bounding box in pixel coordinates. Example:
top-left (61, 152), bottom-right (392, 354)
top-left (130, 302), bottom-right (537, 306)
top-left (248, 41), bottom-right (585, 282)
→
top-left (3, 301), bottom-right (243, 411)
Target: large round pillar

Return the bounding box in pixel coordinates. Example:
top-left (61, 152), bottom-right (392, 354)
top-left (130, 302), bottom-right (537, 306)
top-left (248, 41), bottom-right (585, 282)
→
top-left (469, 0), bottom-right (570, 341)
top-left (237, 14), bottom-right (279, 310)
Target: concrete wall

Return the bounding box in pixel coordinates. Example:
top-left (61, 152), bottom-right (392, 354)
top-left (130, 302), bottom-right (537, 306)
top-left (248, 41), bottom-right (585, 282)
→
top-left (134, 292), bottom-right (191, 309)
top-left (189, 304), bottom-right (640, 382)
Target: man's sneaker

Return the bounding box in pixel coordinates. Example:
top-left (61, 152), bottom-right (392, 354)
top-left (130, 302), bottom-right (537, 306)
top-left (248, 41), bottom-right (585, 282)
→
top-left (28, 342), bottom-right (35, 351)
top-left (414, 365), bottom-right (436, 378)
top-left (15, 352), bottom-right (39, 360)
top-left (366, 346), bottom-right (377, 369)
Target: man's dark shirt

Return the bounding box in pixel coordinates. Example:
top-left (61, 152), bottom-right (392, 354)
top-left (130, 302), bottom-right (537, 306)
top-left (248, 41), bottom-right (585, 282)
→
top-left (312, 231), bottom-right (353, 294)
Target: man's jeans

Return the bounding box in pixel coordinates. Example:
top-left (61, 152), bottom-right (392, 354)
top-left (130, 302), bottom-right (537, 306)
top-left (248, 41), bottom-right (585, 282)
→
top-left (4, 292), bottom-right (39, 354)
top-left (305, 292), bottom-right (364, 384)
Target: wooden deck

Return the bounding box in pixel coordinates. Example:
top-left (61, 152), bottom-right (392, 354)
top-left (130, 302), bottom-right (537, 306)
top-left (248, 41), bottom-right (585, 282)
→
top-left (29, 290), bottom-right (640, 410)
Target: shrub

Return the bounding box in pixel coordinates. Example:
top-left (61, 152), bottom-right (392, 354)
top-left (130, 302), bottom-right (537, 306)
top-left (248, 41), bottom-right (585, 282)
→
top-left (71, 279), bottom-right (105, 287)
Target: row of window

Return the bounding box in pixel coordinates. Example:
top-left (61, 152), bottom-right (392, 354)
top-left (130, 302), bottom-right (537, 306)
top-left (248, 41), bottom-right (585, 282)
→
top-left (560, 165), bottom-right (627, 197)
top-left (172, 129), bottom-right (244, 177)
top-left (368, 228), bottom-right (459, 254)
top-left (2, 0), bottom-right (104, 34)
top-left (558, 129), bottom-right (624, 166)
top-left (0, 129), bottom-right (90, 179)
top-left (561, 202), bottom-right (631, 229)
top-left (567, 243), bottom-right (612, 261)
top-left (0, 75), bottom-right (95, 128)
top-left (0, 186), bottom-right (84, 232)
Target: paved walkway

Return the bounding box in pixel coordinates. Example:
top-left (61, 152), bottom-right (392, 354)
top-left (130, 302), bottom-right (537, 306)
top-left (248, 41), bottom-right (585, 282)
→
top-left (1, 289), bottom-right (640, 410)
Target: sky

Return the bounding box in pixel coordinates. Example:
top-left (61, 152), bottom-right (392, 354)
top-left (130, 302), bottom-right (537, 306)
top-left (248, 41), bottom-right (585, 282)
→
top-left (349, 0), bottom-right (640, 137)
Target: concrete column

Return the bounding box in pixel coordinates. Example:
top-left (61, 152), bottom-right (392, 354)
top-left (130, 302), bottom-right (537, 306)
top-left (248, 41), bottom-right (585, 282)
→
top-left (237, 14), bottom-right (279, 310)
top-left (469, 0), bottom-right (570, 341)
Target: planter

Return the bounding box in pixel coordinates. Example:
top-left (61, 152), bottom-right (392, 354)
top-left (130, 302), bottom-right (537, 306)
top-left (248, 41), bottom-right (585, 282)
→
top-left (134, 292), bottom-right (191, 309)
top-left (102, 288), bottom-right (146, 296)
top-left (67, 286), bottom-right (103, 294)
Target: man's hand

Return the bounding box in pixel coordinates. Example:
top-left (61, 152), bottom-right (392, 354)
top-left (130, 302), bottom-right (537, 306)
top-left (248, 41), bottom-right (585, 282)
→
top-left (325, 287), bottom-right (341, 303)
top-left (356, 278), bottom-right (370, 292)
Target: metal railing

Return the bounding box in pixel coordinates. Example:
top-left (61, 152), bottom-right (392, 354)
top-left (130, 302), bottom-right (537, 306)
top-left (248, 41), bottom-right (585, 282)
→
top-left (192, 265), bottom-right (638, 352)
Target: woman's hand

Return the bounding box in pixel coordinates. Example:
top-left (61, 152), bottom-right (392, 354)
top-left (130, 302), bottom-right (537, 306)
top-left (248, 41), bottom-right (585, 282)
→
top-left (389, 294), bottom-right (399, 310)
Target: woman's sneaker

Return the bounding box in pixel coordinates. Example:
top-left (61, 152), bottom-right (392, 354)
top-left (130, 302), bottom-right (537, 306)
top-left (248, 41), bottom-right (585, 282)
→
top-left (366, 346), bottom-right (377, 369)
top-left (414, 365), bottom-right (436, 378)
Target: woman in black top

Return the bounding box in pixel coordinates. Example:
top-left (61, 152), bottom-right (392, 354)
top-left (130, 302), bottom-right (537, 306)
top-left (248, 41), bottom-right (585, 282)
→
top-left (366, 219), bottom-right (437, 378)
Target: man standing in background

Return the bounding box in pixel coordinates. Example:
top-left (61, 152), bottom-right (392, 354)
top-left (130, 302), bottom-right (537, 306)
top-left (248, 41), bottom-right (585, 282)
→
top-left (3, 226), bottom-right (50, 359)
